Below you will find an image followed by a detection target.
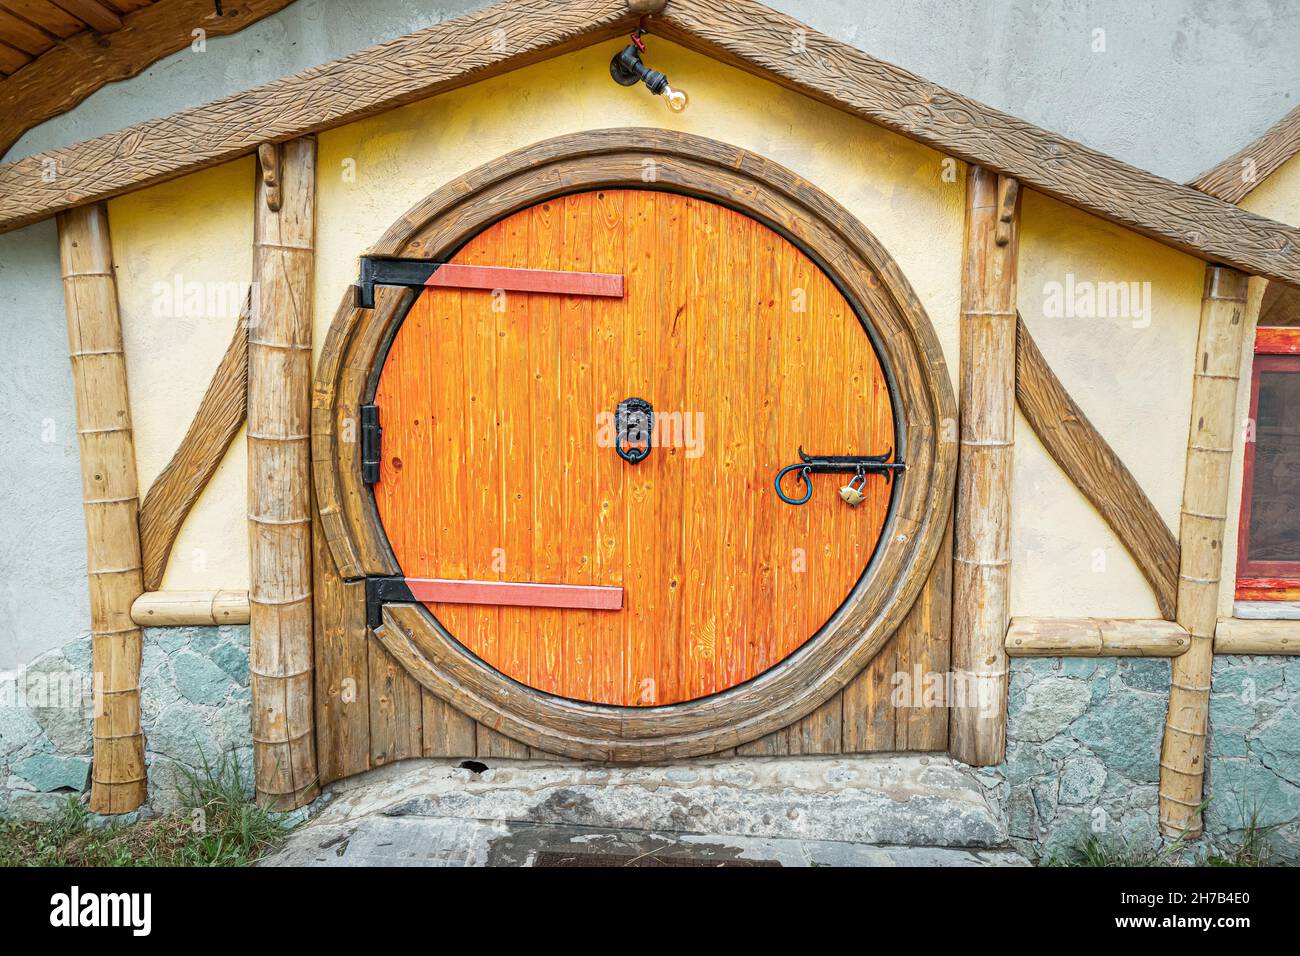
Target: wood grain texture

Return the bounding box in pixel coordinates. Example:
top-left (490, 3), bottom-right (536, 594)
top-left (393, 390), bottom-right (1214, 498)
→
top-left (137, 300), bottom-right (247, 590)
top-left (1215, 619), bottom-right (1300, 655)
top-left (0, 0), bottom-right (295, 157)
top-left (1015, 312), bottom-right (1180, 619)
top-left (58, 201), bottom-right (146, 814)
top-left (1188, 104), bottom-right (1300, 203)
top-left (1005, 617), bottom-right (1190, 658)
top-left (248, 137), bottom-right (318, 810)
top-left (323, 129), bottom-right (957, 761)
top-left (0, 0), bottom-right (633, 230)
top-left (374, 190), bottom-right (893, 706)
top-left (130, 589), bottom-right (249, 626)
top-left (1160, 266), bottom-right (1252, 839)
top-left (651, 0), bottom-right (1300, 287)
top-left (949, 167), bottom-right (1018, 767)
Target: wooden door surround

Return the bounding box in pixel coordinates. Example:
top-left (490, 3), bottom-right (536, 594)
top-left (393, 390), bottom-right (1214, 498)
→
top-left (312, 129), bottom-right (957, 762)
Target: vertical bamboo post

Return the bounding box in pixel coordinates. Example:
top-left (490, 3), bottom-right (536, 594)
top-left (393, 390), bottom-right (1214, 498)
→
top-left (249, 138), bottom-right (320, 809)
top-left (950, 167), bottom-right (1021, 766)
top-left (57, 202), bottom-right (148, 814)
top-left (1159, 264), bottom-right (1250, 836)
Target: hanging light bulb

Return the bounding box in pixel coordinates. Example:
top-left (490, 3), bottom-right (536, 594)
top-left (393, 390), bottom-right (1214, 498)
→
top-left (610, 33), bottom-right (689, 113)
top-left (661, 82), bottom-right (689, 114)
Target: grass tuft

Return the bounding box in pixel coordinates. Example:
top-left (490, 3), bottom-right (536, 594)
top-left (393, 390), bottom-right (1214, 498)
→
top-left (0, 751), bottom-right (295, 867)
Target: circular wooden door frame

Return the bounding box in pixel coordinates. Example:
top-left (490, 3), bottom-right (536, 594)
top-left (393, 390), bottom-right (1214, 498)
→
top-left (313, 128), bottom-right (957, 760)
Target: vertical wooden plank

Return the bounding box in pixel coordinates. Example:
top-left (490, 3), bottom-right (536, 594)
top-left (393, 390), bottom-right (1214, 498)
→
top-left (1160, 265), bottom-right (1252, 837)
top-left (750, 216), bottom-right (781, 677)
top-left (950, 167), bottom-right (1020, 767)
top-left (735, 728), bottom-right (790, 756)
top-left (896, 514), bottom-right (953, 751)
top-left (57, 202), bottom-right (147, 814)
top-left (590, 189), bottom-right (626, 704)
top-left (367, 639), bottom-right (422, 765)
top-left (249, 137), bottom-right (320, 809)
top-left (560, 192), bottom-right (596, 703)
top-left (528, 199), bottom-right (564, 695)
top-left (656, 193), bottom-right (689, 706)
top-left (497, 205), bottom-right (533, 684)
top-left (421, 691), bottom-right (477, 758)
top-left (788, 692), bottom-right (843, 755)
top-left (476, 723), bottom-right (530, 759)
top-left (623, 190), bottom-right (658, 703)
top-left (312, 510), bottom-right (371, 784)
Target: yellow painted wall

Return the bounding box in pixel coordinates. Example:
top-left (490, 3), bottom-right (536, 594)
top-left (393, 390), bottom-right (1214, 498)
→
top-left (106, 35), bottom-right (1211, 619)
top-left (1014, 191), bottom-right (1204, 618)
top-left (108, 157), bottom-right (253, 591)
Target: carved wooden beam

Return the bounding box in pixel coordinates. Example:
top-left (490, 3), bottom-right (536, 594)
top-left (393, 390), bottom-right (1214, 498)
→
top-left (1160, 265), bottom-right (1252, 839)
top-left (249, 136), bottom-right (319, 811)
top-left (57, 201), bottom-right (146, 815)
top-left (1188, 104), bottom-right (1300, 204)
top-left (949, 166), bottom-right (1019, 767)
top-left (1014, 313), bottom-right (1180, 619)
top-left (0, 0), bottom-right (634, 231)
top-left (137, 299), bottom-right (249, 590)
top-left (131, 589), bottom-right (251, 626)
top-left (651, 0), bottom-right (1300, 287)
top-left (0, 0), bottom-right (298, 159)
top-left (1006, 617), bottom-right (1190, 658)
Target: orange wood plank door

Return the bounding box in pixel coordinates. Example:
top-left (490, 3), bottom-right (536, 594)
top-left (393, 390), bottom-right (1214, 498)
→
top-left (374, 190), bottom-right (894, 706)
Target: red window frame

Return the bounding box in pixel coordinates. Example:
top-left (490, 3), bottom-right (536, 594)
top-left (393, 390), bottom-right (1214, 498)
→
top-left (1236, 326), bottom-right (1300, 600)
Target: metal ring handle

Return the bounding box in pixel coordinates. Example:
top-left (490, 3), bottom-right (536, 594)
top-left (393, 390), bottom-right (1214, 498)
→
top-left (775, 464), bottom-right (813, 505)
top-left (616, 430), bottom-right (650, 464)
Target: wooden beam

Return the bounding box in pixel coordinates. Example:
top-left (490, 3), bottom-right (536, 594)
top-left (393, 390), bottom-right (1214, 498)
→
top-left (1189, 104), bottom-right (1300, 204)
top-left (138, 298), bottom-right (248, 590)
top-left (651, 0), bottom-right (1300, 288)
top-left (131, 589), bottom-right (250, 626)
top-left (1015, 313), bottom-right (1180, 619)
top-left (50, 0), bottom-right (122, 33)
top-left (57, 201), bottom-right (146, 814)
top-left (949, 167), bottom-right (1019, 767)
top-left (1160, 265), bottom-right (1252, 839)
top-left (1006, 618), bottom-right (1190, 658)
top-left (1215, 619), bottom-right (1300, 655)
top-left (0, 1), bottom-right (297, 158)
top-left (249, 136), bottom-right (318, 811)
top-left (0, 0), bottom-right (634, 230)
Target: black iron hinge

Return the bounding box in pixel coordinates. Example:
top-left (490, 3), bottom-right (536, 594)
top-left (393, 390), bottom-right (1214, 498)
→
top-left (365, 575), bottom-right (415, 629)
top-left (360, 404), bottom-right (382, 485)
top-left (354, 256), bottom-right (441, 309)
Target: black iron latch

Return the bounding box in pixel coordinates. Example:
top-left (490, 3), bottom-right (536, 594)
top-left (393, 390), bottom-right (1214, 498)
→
top-left (365, 575), bottom-right (416, 629)
top-left (774, 447), bottom-right (905, 506)
top-left (360, 404), bottom-right (382, 485)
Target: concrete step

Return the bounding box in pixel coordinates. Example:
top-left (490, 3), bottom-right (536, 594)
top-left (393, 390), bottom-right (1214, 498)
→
top-left (262, 754), bottom-right (1019, 866)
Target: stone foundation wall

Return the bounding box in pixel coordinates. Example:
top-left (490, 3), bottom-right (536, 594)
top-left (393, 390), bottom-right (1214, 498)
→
top-left (990, 656), bottom-right (1300, 863)
top-left (0, 626), bottom-right (252, 819)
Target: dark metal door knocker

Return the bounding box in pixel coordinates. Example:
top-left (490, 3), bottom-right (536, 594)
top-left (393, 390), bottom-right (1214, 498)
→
top-left (774, 447), bottom-right (905, 506)
top-left (615, 397), bottom-right (654, 464)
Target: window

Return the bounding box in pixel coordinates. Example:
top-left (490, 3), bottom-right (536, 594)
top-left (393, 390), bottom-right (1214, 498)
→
top-left (1236, 313), bottom-right (1300, 604)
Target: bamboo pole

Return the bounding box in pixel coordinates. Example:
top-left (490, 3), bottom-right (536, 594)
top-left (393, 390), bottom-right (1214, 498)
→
top-left (249, 138), bottom-right (320, 810)
top-left (949, 167), bottom-right (1020, 766)
top-left (131, 590), bottom-right (250, 627)
top-left (1215, 619), bottom-right (1299, 655)
top-left (57, 203), bottom-right (147, 814)
top-left (1159, 265), bottom-right (1251, 837)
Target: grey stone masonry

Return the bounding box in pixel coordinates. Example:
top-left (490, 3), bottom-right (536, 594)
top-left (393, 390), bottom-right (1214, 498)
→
top-left (1, 625), bottom-right (252, 819)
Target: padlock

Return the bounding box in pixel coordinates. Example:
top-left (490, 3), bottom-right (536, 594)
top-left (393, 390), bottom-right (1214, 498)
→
top-left (838, 472), bottom-right (868, 506)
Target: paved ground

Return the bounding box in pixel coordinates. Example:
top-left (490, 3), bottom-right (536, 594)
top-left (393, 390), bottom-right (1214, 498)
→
top-left (261, 754), bottom-right (1028, 867)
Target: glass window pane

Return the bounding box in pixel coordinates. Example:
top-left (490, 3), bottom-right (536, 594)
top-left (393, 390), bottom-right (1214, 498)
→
top-left (1248, 369), bottom-right (1300, 562)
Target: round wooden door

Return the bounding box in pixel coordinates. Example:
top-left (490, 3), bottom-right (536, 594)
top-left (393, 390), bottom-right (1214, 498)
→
top-left (373, 189), bottom-right (895, 706)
